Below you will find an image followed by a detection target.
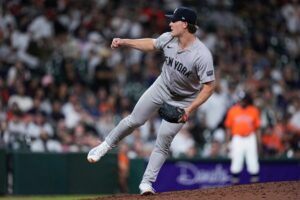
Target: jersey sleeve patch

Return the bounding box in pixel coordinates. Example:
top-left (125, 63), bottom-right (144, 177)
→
top-left (206, 70), bottom-right (214, 76)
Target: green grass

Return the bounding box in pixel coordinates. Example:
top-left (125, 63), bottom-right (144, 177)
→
top-left (0, 195), bottom-right (100, 200)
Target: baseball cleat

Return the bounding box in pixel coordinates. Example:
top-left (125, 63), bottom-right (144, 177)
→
top-left (87, 141), bottom-right (111, 163)
top-left (139, 182), bottom-right (155, 195)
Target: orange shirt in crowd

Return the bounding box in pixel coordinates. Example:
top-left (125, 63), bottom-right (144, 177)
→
top-left (262, 133), bottom-right (284, 153)
top-left (225, 104), bottom-right (260, 137)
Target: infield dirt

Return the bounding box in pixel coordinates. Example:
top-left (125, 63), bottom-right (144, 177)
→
top-left (84, 181), bottom-right (300, 200)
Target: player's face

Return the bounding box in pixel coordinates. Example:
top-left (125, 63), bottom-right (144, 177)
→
top-left (169, 21), bottom-right (187, 37)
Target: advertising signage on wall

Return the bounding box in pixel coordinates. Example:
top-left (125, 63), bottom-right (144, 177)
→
top-left (153, 159), bottom-right (300, 192)
top-left (175, 162), bottom-right (231, 187)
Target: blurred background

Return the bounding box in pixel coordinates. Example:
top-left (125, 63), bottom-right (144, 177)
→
top-left (0, 0), bottom-right (299, 197)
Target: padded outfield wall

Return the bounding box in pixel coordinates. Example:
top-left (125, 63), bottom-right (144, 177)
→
top-left (0, 149), bottom-right (6, 195)
top-left (0, 150), bottom-right (299, 195)
top-left (1, 150), bottom-right (118, 195)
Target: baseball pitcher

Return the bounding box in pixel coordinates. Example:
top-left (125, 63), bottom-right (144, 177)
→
top-left (87, 7), bottom-right (216, 195)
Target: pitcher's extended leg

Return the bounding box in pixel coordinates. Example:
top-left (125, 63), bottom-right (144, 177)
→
top-left (105, 85), bottom-right (164, 147)
top-left (88, 82), bottom-right (165, 163)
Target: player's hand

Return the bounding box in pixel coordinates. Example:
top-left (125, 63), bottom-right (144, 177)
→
top-left (178, 108), bottom-right (190, 123)
top-left (178, 113), bottom-right (188, 123)
top-left (111, 38), bottom-right (123, 49)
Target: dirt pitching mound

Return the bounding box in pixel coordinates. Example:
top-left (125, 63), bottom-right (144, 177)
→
top-left (84, 181), bottom-right (300, 200)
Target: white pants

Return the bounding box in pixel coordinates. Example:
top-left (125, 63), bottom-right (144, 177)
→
top-left (230, 134), bottom-right (259, 175)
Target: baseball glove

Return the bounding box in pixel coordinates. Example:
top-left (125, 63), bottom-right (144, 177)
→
top-left (158, 103), bottom-right (187, 123)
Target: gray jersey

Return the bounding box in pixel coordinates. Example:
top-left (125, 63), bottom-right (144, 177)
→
top-left (154, 32), bottom-right (215, 96)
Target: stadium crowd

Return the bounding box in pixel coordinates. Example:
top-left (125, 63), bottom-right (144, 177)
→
top-left (0, 0), bottom-right (300, 162)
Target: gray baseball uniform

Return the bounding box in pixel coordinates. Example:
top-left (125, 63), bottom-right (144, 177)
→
top-left (105, 32), bottom-right (215, 185)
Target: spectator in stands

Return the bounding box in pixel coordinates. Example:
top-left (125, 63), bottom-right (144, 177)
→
top-left (202, 128), bottom-right (227, 158)
top-left (8, 81), bottom-right (33, 113)
top-left (170, 124), bottom-right (197, 158)
top-left (83, 93), bottom-right (101, 118)
top-left (96, 111), bottom-right (115, 140)
top-left (55, 119), bottom-right (71, 152)
top-left (197, 82), bottom-right (230, 137)
top-left (61, 93), bottom-right (82, 129)
top-left (26, 111), bottom-right (61, 152)
top-left (73, 122), bottom-right (98, 152)
top-left (261, 125), bottom-right (285, 157)
top-left (3, 104), bottom-right (27, 150)
top-left (6, 61), bottom-right (31, 87)
top-left (49, 100), bottom-right (65, 125)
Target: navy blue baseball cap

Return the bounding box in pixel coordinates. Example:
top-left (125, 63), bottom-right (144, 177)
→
top-left (165, 7), bottom-right (197, 25)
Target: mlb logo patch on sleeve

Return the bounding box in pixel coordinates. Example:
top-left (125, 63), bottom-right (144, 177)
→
top-left (206, 70), bottom-right (214, 76)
